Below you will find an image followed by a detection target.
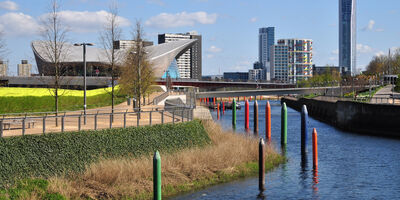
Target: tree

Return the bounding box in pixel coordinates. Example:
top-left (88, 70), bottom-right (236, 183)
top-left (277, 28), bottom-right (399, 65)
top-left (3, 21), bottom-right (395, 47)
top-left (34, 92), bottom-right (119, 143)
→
top-left (0, 30), bottom-right (6, 61)
top-left (119, 21), bottom-right (154, 111)
top-left (99, 0), bottom-right (122, 118)
top-left (39, 0), bottom-right (69, 125)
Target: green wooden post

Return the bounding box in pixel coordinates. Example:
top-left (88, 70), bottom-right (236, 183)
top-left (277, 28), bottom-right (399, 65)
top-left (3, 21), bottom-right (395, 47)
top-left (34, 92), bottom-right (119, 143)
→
top-left (281, 102), bottom-right (287, 145)
top-left (153, 151), bottom-right (161, 200)
top-left (232, 98), bottom-right (236, 127)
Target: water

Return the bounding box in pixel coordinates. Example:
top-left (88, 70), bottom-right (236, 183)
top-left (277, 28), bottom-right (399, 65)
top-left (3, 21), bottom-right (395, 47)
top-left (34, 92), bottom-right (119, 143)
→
top-left (174, 100), bottom-right (400, 199)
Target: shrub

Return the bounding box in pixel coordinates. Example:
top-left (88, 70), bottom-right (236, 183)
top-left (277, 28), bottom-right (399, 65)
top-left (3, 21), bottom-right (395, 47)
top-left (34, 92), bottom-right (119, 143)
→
top-left (0, 121), bottom-right (210, 187)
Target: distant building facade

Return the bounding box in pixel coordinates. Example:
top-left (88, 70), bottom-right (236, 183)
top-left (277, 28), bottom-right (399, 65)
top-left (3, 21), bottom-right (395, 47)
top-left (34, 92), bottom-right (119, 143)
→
top-left (113, 40), bottom-right (153, 50)
top-left (339, 0), bottom-right (356, 76)
top-left (0, 60), bottom-right (7, 76)
top-left (271, 39), bottom-right (313, 83)
top-left (223, 72), bottom-right (249, 81)
top-left (18, 60), bottom-right (31, 77)
top-left (259, 27), bottom-right (275, 81)
top-left (248, 69), bottom-right (265, 81)
top-left (158, 32), bottom-right (202, 80)
top-left (270, 44), bottom-right (289, 82)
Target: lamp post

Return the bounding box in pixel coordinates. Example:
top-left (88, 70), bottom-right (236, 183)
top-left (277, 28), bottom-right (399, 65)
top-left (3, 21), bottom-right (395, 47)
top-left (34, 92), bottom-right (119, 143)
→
top-left (74, 43), bottom-right (94, 125)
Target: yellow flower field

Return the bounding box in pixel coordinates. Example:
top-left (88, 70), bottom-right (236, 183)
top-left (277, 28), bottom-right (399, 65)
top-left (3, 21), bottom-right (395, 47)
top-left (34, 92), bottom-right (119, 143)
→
top-left (0, 87), bottom-right (117, 97)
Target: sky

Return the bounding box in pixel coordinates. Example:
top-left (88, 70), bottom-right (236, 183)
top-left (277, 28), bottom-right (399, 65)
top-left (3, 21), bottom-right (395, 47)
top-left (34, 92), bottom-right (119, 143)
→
top-left (0, 0), bottom-right (399, 76)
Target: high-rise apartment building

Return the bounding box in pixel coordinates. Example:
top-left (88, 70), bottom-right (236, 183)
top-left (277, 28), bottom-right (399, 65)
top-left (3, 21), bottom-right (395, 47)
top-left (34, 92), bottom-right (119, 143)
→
top-left (0, 60), bottom-right (7, 76)
top-left (271, 39), bottom-right (313, 83)
top-left (259, 27), bottom-right (275, 80)
top-left (18, 60), bottom-right (31, 77)
top-left (270, 45), bottom-right (289, 82)
top-left (158, 32), bottom-right (202, 80)
top-left (339, 0), bottom-right (356, 76)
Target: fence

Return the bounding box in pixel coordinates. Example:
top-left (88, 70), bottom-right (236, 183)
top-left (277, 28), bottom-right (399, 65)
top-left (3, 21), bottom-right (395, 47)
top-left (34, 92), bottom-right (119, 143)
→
top-left (153, 91), bottom-right (170, 105)
top-left (0, 106), bottom-right (193, 137)
top-left (307, 95), bottom-right (399, 105)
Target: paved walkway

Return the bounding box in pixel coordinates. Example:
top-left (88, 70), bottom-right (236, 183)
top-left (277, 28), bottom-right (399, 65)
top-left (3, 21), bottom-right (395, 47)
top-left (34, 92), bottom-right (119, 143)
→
top-left (1, 92), bottom-right (189, 137)
top-left (371, 85), bottom-right (400, 104)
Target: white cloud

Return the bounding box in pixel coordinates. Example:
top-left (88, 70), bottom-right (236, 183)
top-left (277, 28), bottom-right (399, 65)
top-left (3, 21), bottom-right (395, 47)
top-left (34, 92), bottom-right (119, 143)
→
top-left (145, 11), bottom-right (217, 28)
top-left (207, 45), bottom-right (221, 53)
top-left (250, 17), bottom-right (257, 23)
top-left (0, 12), bottom-right (39, 36)
top-left (0, 1), bottom-right (18, 11)
top-left (365, 20), bottom-right (375, 30)
top-left (362, 19), bottom-right (384, 32)
top-left (375, 51), bottom-right (385, 57)
top-left (40, 10), bottom-right (131, 33)
top-left (206, 54), bottom-right (214, 59)
top-left (357, 44), bottom-right (373, 53)
top-left (331, 49), bottom-right (339, 55)
top-left (329, 57), bottom-right (338, 61)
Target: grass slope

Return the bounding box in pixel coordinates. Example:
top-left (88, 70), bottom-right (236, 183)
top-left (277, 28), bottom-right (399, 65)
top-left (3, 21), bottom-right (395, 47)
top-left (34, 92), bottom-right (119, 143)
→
top-left (0, 121), bottom-right (210, 187)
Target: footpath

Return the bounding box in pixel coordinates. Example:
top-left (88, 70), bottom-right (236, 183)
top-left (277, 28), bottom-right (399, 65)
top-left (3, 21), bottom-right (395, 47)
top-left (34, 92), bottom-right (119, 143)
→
top-left (1, 92), bottom-right (189, 137)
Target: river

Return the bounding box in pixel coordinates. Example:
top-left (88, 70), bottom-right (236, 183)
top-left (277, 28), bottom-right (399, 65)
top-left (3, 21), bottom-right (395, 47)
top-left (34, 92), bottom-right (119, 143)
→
top-left (173, 100), bottom-right (400, 199)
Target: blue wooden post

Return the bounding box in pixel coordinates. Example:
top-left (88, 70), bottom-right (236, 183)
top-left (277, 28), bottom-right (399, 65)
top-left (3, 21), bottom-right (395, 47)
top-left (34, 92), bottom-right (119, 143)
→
top-left (301, 105), bottom-right (308, 153)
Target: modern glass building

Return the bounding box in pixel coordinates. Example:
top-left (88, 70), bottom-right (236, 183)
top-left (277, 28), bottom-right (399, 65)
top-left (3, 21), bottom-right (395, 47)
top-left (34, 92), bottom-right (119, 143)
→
top-left (158, 32), bottom-right (202, 80)
top-left (339, 0), bottom-right (356, 76)
top-left (259, 27), bottom-right (275, 80)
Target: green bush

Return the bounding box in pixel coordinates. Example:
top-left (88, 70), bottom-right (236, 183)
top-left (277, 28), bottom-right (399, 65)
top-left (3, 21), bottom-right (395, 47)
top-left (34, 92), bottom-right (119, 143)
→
top-left (0, 121), bottom-right (210, 187)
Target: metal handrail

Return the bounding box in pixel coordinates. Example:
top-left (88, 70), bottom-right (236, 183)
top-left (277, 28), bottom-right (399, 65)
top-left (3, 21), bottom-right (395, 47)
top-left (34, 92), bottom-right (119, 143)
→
top-left (0, 107), bottom-right (194, 137)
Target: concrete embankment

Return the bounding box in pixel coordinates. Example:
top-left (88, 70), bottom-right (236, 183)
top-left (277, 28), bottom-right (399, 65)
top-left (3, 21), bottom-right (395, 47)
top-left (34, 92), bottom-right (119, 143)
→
top-left (282, 97), bottom-right (400, 137)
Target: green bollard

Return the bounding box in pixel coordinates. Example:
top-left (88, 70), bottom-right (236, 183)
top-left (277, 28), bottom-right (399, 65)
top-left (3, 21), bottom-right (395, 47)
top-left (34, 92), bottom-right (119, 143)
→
top-left (281, 102), bottom-right (287, 145)
top-left (232, 98), bottom-right (236, 127)
top-left (153, 151), bottom-right (161, 200)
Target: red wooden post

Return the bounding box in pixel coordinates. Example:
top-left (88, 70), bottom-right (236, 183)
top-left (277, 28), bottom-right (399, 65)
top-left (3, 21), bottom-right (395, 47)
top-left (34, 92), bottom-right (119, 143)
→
top-left (217, 103), bottom-right (220, 120)
top-left (245, 100), bottom-right (249, 131)
top-left (266, 101), bottom-right (271, 140)
top-left (313, 128), bottom-right (318, 169)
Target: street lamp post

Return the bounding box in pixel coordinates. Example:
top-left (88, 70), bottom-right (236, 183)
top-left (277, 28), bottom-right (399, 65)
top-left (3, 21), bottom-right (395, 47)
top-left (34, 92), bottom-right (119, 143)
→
top-left (74, 43), bottom-right (94, 125)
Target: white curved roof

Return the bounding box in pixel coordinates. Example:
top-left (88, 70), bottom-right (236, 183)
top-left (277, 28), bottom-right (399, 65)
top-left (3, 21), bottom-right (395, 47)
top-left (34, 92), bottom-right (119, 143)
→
top-left (31, 39), bottom-right (197, 77)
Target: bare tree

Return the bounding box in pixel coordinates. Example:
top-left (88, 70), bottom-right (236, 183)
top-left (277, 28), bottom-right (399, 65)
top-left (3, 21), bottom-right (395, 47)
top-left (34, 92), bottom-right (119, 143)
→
top-left (99, 0), bottom-right (122, 117)
top-left (119, 21), bottom-right (155, 111)
top-left (0, 30), bottom-right (7, 60)
top-left (39, 0), bottom-right (69, 125)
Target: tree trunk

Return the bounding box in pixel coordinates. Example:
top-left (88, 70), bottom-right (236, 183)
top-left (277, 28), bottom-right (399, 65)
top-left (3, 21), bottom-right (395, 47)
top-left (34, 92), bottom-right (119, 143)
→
top-left (111, 76), bottom-right (115, 122)
top-left (55, 87), bottom-right (59, 127)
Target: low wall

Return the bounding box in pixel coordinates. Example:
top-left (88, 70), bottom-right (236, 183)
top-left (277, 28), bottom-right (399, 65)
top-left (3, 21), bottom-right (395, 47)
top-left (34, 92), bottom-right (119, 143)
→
top-left (282, 97), bottom-right (400, 137)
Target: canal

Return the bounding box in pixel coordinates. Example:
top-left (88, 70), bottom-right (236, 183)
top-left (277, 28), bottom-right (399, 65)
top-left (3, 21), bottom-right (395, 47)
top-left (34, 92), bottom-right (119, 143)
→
top-left (174, 100), bottom-right (400, 199)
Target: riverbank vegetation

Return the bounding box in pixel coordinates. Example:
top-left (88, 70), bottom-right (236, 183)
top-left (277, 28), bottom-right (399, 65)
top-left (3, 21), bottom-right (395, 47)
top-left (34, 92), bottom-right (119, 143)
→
top-left (0, 120), bottom-right (284, 199)
top-left (46, 120), bottom-right (284, 199)
top-left (0, 87), bottom-right (126, 114)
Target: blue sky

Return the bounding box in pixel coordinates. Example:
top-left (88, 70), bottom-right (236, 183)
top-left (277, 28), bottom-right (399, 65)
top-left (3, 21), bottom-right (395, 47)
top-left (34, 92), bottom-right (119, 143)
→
top-left (0, 0), bottom-right (399, 76)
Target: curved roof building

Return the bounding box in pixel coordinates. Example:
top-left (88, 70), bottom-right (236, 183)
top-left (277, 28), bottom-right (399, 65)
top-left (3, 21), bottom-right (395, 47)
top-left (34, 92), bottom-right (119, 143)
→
top-left (31, 39), bottom-right (197, 78)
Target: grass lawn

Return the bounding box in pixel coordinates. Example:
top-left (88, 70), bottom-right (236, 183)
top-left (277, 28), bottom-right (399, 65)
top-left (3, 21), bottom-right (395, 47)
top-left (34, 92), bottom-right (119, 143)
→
top-left (0, 87), bottom-right (126, 114)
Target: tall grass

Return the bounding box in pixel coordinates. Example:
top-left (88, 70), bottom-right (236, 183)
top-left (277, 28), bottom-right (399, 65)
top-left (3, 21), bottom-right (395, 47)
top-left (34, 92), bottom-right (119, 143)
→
top-left (0, 87), bottom-right (125, 114)
top-left (48, 120), bottom-right (284, 199)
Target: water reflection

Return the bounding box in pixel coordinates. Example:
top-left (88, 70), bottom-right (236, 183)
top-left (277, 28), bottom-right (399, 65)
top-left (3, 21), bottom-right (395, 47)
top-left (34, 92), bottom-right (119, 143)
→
top-left (312, 168), bottom-right (319, 199)
top-left (300, 152), bottom-right (309, 191)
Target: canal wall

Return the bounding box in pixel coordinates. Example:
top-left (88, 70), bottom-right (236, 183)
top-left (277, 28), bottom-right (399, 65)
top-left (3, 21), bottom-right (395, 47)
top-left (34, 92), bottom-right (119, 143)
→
top-left (282, 97), bottom-right (400, 137)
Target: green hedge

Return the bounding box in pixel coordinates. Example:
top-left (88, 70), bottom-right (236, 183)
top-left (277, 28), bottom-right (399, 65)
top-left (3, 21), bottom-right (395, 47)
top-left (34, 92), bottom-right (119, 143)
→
top-left (0, 121), bottom-right (210, 187)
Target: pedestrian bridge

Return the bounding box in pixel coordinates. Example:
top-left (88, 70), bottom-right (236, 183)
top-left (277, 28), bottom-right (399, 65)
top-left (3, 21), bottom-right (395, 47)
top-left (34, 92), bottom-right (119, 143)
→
top-left (195, 87), bottom-right (341, 98)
